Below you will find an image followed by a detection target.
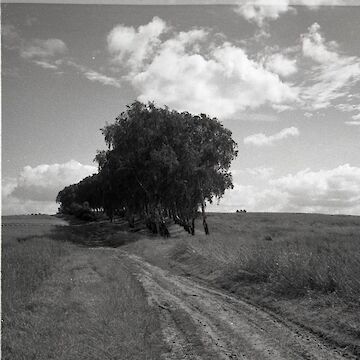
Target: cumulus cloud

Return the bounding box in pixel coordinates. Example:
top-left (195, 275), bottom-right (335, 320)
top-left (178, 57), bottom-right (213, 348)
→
top-left (234, 0), bottom-right (290, 27)
top-left (244, 126), bottom-right (299, 146)
top-left (209, 164), bottom-right (360, 215)
top-left (300, 23), bottom-right (360, 110)
top-left (234, 0), bottom-right (344, 26)
top-left (302, 23), bottom-right (337, 63)
top-left (270, 164), bottom-right (360, 214)
top-left (2, 197), bottom-right (59, 217)
top-left (118, 19), bottom-right (299, 119)
top-left (2, 160), bottom-right (97, 215)
top-left (207, 182), bottom-right (288, 213)
top-left (107, 16), bottom-right (167, 70)
top-left (265, 53), bottom-right (297, 77)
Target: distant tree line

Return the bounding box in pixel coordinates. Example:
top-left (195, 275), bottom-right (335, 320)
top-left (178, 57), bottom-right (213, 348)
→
top-left (56, 101), bottom-right (238, 235)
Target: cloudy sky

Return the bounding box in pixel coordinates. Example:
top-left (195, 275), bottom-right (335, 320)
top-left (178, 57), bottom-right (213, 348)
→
top-left (2, 1), bottom-right (360, 215)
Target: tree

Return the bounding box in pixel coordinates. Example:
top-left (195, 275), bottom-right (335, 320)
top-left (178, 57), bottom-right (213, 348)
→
top-left (96, 101), bottom-right (237, 234)
top-left (56, 101), bottom-right (237, 234)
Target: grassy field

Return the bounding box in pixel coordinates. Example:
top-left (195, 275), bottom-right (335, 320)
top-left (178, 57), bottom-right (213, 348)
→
top-left (2, 213), bottom-right (360, 358)
top-left (186, 213), bottom-right (360, 299)
top-left (125, 212), bottom-right (360, 354)
top-left (1, 216), bottom-right (165, 360)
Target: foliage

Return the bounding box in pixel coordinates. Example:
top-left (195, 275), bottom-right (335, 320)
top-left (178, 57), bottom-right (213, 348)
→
top-left (57, 102), bottom-right (238, 234)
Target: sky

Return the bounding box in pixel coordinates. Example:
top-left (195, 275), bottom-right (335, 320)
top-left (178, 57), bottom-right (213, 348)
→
top-left (1, 1), bottom-right (360, 215)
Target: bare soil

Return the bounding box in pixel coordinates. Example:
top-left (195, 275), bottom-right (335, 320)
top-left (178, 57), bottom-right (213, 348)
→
top-left (117, 249), bottom-right (354, 360)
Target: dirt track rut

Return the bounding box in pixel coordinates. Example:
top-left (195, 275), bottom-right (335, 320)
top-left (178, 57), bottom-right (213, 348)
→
top-left (118, 251), bottom-right (352, 360)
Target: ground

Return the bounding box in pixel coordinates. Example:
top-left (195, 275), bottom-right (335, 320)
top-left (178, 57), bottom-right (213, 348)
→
top-left (2, 213), bottom-right (359, 359)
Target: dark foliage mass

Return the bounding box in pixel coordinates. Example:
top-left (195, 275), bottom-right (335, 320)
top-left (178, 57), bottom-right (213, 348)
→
top-left (56, 101), bottom-right (238, 235)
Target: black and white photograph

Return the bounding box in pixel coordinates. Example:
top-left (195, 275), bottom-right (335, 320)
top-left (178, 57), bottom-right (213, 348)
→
top-left (2, 0), bottom-right (360, 359)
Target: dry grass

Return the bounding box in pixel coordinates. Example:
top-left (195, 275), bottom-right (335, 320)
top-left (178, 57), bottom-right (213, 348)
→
top-left (1, 218), bottom-right (165, 360)
top-left (184, 213), bottom-right (360, 300)
top-left (1, 227), bottom-right (73, 316)
top-left (141, 212), bottom-right (360, 354)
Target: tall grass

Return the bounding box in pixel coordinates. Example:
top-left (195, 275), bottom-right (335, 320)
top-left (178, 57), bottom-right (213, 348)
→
top-left (1, 233), bottom-right (73, 315)
top-left (2, 222), bottom-right (165, 360)
top-left (180, 213), bottom-right (360, 300)
top-left (230, 237), bottom-right (360, 298)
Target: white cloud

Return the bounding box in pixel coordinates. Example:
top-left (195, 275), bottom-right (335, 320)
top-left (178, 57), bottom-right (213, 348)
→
top-left (107, 16), bottom-right (167, 70)
top-left (33, 60), bottom-right (59, 70)
top-left (301, 23), bottom-right (338, 64)
top-left (270, 164), bottom-right (360, 214)
top-left (345, 121), bottom-right (360, 126)
top-left (123, 20), bottom-right (299, 119)
top-left (2, 177), bottom-right (18, 198)
top-left (20, 38), bottom-right (67, 59)
top-left (244, 126), bottom-right (299, 146)
top-left (265, 53), bottom-right (297, 77)
top-left (299, 0), bottom-right (345, 7)
top-left (2, 198), bottom-right (59, 216)
top-left (2, 160), bottom-right (97, 215)
top-left (234, 0), bottom-right (290, 27)
top-left (209, 164), bottom-right (360, 215)
top-left (84, 70), bottom-right (121, 88)
top-left (208, 182), bottom-right (288, 213)
top-left (234, 0), bottom-right (344, 27)
top-left (66, 60), bottom-right (122, 88)
top-left (300, 23), bottom-right (360, 110)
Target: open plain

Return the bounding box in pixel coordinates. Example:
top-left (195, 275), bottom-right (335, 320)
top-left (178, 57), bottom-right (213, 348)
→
top-left (2, 213), bottom-right (359, 359)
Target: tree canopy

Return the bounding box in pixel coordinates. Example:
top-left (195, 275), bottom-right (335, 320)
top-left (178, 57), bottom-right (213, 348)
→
top-left (57, 101), bottom-right (238, 235)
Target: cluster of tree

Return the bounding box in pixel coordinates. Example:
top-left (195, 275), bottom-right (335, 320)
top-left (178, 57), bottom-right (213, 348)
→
top-left (56, 101), bottom-right (238, 235)
top-left (56, 174), bottom-right (103, 221)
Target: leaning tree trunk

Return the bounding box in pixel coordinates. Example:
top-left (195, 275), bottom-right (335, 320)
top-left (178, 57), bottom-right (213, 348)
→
top-left (201, 201), bottom-right (209, 235)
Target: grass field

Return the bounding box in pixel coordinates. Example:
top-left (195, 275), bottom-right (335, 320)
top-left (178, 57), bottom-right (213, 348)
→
top-left (1, 216), bottom-right (165, 360)
top-left (186, 213), bottom-right (360, 299)
top-left (125, 212), bottom-right (360, 354)
top-left (2, 213), bottom-right (360, 358)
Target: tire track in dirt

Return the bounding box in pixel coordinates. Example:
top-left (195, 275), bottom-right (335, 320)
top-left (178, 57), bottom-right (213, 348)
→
top-left (118, 251), bottom-right (352, 360)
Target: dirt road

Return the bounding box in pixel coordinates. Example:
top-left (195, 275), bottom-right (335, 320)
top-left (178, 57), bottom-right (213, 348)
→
top-left (118, 250), bottom-right (352, 360)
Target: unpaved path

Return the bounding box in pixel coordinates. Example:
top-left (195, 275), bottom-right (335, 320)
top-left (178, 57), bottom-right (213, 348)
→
top-left (118, 250), bottom-right (352, 360)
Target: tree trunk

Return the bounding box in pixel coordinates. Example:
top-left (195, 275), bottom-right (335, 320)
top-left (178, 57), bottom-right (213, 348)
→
top-left (201, 201), bottom-right (209, 235)
top-left (155, 204), bottom-right (161, 235)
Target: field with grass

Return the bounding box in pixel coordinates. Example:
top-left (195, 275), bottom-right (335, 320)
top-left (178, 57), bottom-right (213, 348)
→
top-left (125, 212), bottom-right (360, 355)
top-left (2, 212), bottom-right (360, 359)
top-left (1, 215), bottom-right (165, 360)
